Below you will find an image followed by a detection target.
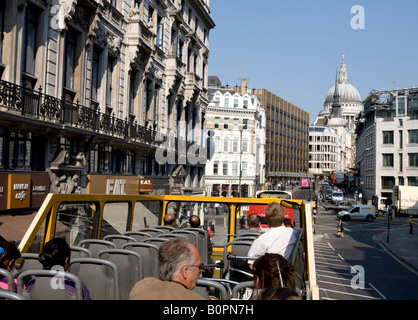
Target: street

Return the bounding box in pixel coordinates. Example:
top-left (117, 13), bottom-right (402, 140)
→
top-left (294, 188), bottom-right (418, 300)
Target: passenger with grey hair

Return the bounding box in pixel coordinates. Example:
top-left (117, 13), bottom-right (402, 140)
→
top-left (129, 237), bottom-right (205, 300)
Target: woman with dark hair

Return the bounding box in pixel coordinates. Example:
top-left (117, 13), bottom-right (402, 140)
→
top-left (25, 238), bottom-right (90, 299)
top-left (0, 241), bottom-right (21, 291)
top-left (250, 253), bottom-right (300, 300)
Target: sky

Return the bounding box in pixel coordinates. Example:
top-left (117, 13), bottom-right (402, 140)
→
top-left (208, 0), bottom-right (418, 124)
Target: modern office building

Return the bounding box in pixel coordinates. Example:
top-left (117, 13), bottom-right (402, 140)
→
top-left (205, 81), bottom-right (265, 197)
top-left (356, 86), bottom-right (418, 203)
top-left (0, 0), bottom-right (215, 212)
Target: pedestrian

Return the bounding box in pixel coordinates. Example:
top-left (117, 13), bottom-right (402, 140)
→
top-left (337, 219), bottom-right (344, 237)
top-left (409, 216), bottom-right (414, 235)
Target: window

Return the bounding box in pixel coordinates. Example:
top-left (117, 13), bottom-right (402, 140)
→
top-left (156, 16), bottom-right (164, 47)
top-left (408, 177), bottom-right (418, 186)
top-left (223, 137), bottom-right (229, 152)
top-left (91, 48), bottom-right (101, 101)
top-left (243, 100), bottom-right (248, 109)
top-left (213, 162), bottom-right (218, 175)
top-left (233, 119), bottom-right (238, 130)
top-left (383, 154), bottom-right (394, 167)
top-left (214, 136), bottom-right (220, 152)
top-left (242, 138), bottom-right (248, 153)
top-left (223, 163), bottom-right (228, 175)
top-left (383, 131), bottom-right (394, 144)
top-left (100, 145), bottom-right (113, 173)
top-left (233, 137), bottom-right (238, 153)
top-left (0, 127), bottom-right (4, 168)
top-left (224, 118), bottom-right (229, 129)
top-left (22, 6), bottom-right (39, 76)
top-left (9, 130), bottom-right (32, 170)
top-left (409, 130), bottom-right (418, 144)
top-left (214, 117), bottom-right (220, 129)
top-left (381, 177), bottom-right (395, 190)
top-left (0, 1), bottom-right (5, 64)
top-left (234, 99), bottom-right (239, 108)
top-left (224, 98), bottom-right (230, 108)
top-left (232, 161), bottom-right (238, 176)
top-left (242, 162), bottom-right (247, 177)
top-left (89, 144), bottom-right (99, 173)
top-left (398, 97), bottom-right (405, 116)
top-left (408, 97), bottom-right (418, 120)
top-left (106, 56), bottom-right (116, 109)
top-left (409, 153), bottom-right (418, 167)
top-left (64, 29), bottom-right (77, 90)
top-left (243, 119), bottom-right (248, 130)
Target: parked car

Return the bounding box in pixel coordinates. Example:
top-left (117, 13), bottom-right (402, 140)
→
top-left (337, 205), bottom-right (376, 222)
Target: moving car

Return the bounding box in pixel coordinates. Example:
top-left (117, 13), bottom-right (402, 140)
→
top-left (331, 190), bottom-right (344, 204)
top-left (337, 205), bottom-right (376, 222)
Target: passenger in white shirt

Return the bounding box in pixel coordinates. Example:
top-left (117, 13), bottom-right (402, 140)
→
top-left (248, 202), bottom-right (297, 267)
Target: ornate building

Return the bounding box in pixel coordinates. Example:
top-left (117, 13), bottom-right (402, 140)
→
top-left (0, 0), bottom-right (214, 212)
top-left (313, 55), bottom-right (362, 173)
top-left (205, 78), bottom-right (266, 197)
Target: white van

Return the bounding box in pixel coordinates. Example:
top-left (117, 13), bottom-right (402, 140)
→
top-left (337, 205), bottom-right (376, 222)
top-left (331, 190), bottom-right (344, 204)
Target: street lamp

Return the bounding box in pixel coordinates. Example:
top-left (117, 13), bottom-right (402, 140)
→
top-left (238, 126), bottom-right (243, 197)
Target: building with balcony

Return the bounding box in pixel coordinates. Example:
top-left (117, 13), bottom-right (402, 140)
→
top-left (308, 126), bottom-right (340, 175)
top-left (356, 86), bottom-right (418, 203)
top-left (0, 0), bottom-right (214, 212)
top-left (205, 80), bottom-right (265, 197)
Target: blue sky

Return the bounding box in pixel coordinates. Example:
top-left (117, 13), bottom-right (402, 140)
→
top-left (208, 0), bottom-right (418, 123)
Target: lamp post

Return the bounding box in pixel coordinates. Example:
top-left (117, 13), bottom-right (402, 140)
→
top-left (238, 126), bottom-right (243, 197)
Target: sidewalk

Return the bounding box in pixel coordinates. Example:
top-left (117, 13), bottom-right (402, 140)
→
top-left (376, 227), bottom-right (418, 272)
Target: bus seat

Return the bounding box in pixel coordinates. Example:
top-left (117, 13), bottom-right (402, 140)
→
top-left (12, 253), bottom-right (42, 277)
top-left (70, 246), bottom-right (92, 259)
top-left (137, 228), bottom-right (165, 237)
top-left (98, 249), bottom-right (143, 300)
top-left (194, 278), bottom-right (229, 300)
top-left (123, 231), bottom-right (152, 242)
top-left (231, 281), bottom-right (254, 299)
top-left (183, 228), bottom-right (210, 265)
top-left (0, 269), bottom-right (15, 292)
top-left (70, 258), bottom-right (120, 300)
top-left (142, 237), bottom-right (168, 247)
top-left (170, 230), bottom-right (198, 248)
top-left (103, 235), bottom-right (136, 249)
top-left (154, 226), bottom-right (175, 233)
top-left (78, 239), bottom-right (116, 258)
top-left (290, 229), bottom-right (304, 276)
top-left (0, 291), bottom-right (27, 300)
top-left (222, 241), bottom-right (254, 282)
top-left (122, 242), bottom-right (159, 279)
top-left (17, 269), bottom-right (83, 300)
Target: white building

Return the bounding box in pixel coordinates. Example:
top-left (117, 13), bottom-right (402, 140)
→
top-left (205, 82), bottom-right (265, 197)
top-left (309, 126), bottom-right (341, 174)
top-left (356, 86), bottom-right (418, 203)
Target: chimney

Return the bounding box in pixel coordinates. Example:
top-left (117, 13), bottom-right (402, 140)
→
top-left (241, 78), bottom-right (247, 95)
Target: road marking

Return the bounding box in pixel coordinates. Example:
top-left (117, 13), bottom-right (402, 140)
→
top-left (321, 288), bottom-right (382, 300)
top-left (327, 242), bottom-right (335, 251)
top-left (318, 280), bottom-right (373, 290)
top-left (338, 254), bottom-right (345, 261)
top-left (369, 283), bottom-right (387, 300)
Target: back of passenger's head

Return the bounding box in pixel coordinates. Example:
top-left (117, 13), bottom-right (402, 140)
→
top-left (39, 238), bottom-right (71, 270)
top-left (248, 214), bottom-right (261, 228)
top-left (0, 241), bottom-right (21, 270)
top-left (265, 202), bottom-right (286, 227)
top-left (253, 287), bottom-right (301, 300)
top-left (189, 215), bottom-right (200, 228)
top-left (252, 253), bottom-right (296, 291)
top-left (158, 237), bottom-right (195, 281)
top-left (164, 213), bottom-right (176, 226)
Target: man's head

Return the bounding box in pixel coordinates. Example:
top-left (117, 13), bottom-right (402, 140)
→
top-left (247, 214), bottom-right (261, 230)
top-left (265, 202), bottom-right (286, 228)
top-left (158, 237), bottom-right (202, 290)
top-left (164, 213), bottom-right (176, 227)
top-left (189, 215), bottom-right (201, 228)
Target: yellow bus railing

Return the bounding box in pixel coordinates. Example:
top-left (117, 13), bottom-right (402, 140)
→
top-left (17, 193), bottom-right (319, 300)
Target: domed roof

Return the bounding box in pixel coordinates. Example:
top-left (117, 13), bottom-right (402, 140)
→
top-left (324, 55), bottom-right (362, 106)
top-left (324, 83), bottom-right (362, 105)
